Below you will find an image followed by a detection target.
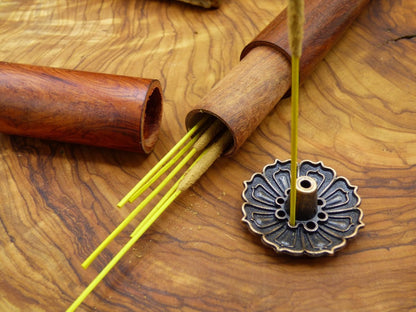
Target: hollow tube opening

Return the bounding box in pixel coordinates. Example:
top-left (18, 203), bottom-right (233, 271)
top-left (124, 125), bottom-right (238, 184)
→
top-left (185, 110), bottom-right (236, 156)
top-left (142, 85), bottom-right (163, 154)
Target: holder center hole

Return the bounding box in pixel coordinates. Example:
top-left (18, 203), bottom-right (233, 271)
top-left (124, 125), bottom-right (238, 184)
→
top-left (300, 179), bottom-right (312, 189)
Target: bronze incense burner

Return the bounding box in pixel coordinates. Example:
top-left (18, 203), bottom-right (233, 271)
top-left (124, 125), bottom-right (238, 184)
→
top-left (242, 160), bottom-right (364, 256)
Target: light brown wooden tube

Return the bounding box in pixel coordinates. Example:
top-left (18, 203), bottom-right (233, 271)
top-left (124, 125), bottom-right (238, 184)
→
top-left (186, 46), bottom-right (290, 156)
top-left (186, 0), bottom-right (369, 155)
top-left (0, 62), bottom-right (163, 153)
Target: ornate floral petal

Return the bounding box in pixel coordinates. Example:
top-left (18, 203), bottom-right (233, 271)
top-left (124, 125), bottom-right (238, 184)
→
top-left (242, 203), bottom-right (277, 234)
top-left (307, 229), bottom-right (345, 254)
top-left (243, 173), bottom-right (278, 207)
top-left (264, 159), bottom-right (291, 196)
top-left (321, 177), bottom-right (360, 211)
top-left (263, 227), bottom-right (303, 254)
top-left (323, 210), bottom-right (364, 239)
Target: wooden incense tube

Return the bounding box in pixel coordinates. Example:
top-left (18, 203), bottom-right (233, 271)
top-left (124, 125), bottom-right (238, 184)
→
top-left (0, 62), bottom-right (163, 153)
top-left (186, 0), bottom-right (369, 155)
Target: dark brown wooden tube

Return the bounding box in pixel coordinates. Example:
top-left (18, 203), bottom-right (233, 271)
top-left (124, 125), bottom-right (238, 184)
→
top-left (186, 0), bottom-right (369, 155)
top-left (0, 62), bottom-right (163, 153)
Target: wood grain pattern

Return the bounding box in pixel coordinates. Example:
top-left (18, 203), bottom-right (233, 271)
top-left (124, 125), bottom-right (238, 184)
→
top-left (0, 62), bottom-right (163, 153)
top-left (0, 0), bottom-right (415, 311)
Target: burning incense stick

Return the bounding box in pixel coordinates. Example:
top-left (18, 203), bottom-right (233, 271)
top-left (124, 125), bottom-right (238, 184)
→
top-left (288, 0), bottom-right (304, 226)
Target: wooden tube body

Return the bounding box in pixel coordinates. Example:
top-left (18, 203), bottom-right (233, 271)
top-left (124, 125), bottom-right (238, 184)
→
top-left (186, 46), bottom-right (290, 155)
top-left (0, 62), bottom-right (163, 153)
top-left (186, 0), bottom-right (369, 155)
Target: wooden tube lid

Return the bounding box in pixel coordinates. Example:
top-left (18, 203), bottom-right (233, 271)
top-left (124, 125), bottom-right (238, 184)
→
top-left (0, 62), bottom-right (163, 153)
top-left (241, 0), bottom-right (370, 85)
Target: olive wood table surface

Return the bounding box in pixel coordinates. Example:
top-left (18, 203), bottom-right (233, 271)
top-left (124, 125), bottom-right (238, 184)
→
top-left (0, 0), bottom-right (415, 311)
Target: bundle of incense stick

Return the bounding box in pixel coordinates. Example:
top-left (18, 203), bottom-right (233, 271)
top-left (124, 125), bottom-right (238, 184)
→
top-left (67, 117), bottom-right (232, 311)
top-left (68, 0), bottom-right (369, 309)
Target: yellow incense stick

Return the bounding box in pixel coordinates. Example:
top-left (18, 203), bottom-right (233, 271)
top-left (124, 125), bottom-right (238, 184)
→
top-left (130, 179), bottom-right (182, 236)
top-left (288, 0), bottom-right (304, 226)
top-left (289, 55), bottom-right (300, 226)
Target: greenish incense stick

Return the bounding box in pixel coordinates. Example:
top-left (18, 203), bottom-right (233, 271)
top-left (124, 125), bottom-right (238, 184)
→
top-left (288, 0), bottom-right (304, 226)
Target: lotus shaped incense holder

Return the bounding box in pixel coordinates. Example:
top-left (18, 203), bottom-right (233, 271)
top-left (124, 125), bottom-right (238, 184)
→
top-left (242, 159), bottom-right (364, 256)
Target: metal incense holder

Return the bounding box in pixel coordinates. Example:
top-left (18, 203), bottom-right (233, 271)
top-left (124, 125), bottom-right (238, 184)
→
top-left (242, 159), bottom-right (364, 256)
